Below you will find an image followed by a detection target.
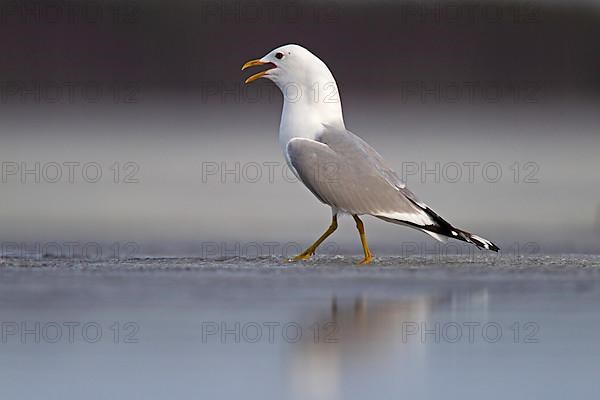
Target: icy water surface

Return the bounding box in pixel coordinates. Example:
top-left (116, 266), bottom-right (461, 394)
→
top-left (1, 255), bottom-right (599, 399)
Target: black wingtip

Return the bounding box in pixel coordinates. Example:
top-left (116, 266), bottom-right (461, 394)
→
top-left (468, 234), bottom-right (500, 252)
top-left (391, 197), bottom-right (501, 252)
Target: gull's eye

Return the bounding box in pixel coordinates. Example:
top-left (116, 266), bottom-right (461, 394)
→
top-left (275, 52), bottom-right (284, 60)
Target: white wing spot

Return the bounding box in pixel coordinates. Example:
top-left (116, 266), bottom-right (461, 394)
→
top-left (379, 211), bottom-right (432, 226)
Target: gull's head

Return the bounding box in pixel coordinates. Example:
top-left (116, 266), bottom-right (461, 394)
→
top-left (242, 44), bottom-right (344, 131)
top-left (242, 44), bottom-right (338, 95)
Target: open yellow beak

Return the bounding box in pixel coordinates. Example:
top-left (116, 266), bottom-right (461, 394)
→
top-left (241, 59), bottom-right (276, 84)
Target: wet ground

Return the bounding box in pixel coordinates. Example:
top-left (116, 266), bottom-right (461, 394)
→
top-left (1, 255), bottom-right (599, 399)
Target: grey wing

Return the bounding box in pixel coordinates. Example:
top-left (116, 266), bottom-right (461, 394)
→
top-left (285, 127), bottom-right (435, 227)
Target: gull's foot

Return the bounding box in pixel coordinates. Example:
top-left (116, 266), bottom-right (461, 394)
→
top-left (291, 252), bottom-right (313, 262)
top-left (358, 255), bottom-right (373, 265)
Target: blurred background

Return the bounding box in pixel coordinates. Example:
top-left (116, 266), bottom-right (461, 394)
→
top-left (1, 0), bottom-right (599, 256)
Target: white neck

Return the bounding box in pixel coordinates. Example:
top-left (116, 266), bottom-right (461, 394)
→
top-left (277, 81), bottom-right (345, 152)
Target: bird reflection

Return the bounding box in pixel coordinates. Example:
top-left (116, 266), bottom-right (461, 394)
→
top-left (286, 289), bottom-right (489, 400)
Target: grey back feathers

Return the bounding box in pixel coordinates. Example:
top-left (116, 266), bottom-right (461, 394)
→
top-left (286, 126), bottom-right (432, 226)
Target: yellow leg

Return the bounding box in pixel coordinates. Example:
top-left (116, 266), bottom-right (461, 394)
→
top-left (353, 215), bottom-right (373, 265)
top-left (293, 215), bottom-right (338, 261)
